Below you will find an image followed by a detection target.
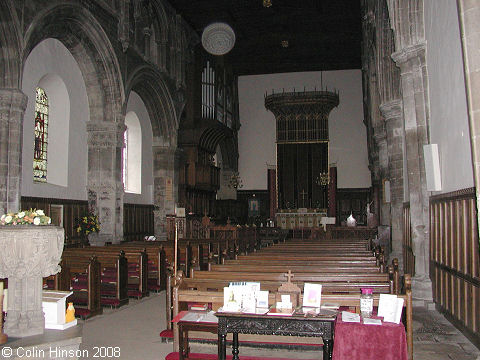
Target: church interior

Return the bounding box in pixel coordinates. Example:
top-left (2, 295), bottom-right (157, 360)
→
top-left (0, 0), bottom-right (479, 359)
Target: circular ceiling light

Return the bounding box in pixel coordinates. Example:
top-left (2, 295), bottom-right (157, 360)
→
top-left (201, 22), bottom-right (236, 55)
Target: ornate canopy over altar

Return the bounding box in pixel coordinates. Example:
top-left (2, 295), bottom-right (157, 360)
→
top-left (265, 89), bottom-right (339, 213)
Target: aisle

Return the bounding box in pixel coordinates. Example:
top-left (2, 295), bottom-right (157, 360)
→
top-left (79, 292), bottom-right (172, 359)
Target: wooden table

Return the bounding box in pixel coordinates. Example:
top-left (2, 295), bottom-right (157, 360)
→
top-left (216, 311), bottom-right (335, 360)
top-left (174, 311), bottom-right (218, 360)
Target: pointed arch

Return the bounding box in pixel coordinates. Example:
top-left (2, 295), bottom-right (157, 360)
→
top-left (23, 3), bottom-right (125, 124)
top-left (125, 65), bottom-right (177, 145)
top-left (0, 0), bottom-right (22, 88)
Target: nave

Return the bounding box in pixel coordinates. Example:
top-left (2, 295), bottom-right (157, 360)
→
top-left (78, 291), bottom-right (480, 360)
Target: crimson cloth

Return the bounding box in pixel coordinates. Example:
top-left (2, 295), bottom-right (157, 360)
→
top-left (332, 313), bottom-right (408, 360)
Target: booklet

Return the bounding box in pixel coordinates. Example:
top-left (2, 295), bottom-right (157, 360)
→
top-left (341, 311), bottom-right (360, 323)
top-left (363, 318), bottom-right (382, 325)
top-left (378, 294), bottom-right (404, 324)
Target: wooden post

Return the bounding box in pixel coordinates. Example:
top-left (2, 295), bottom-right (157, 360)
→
top-left (0, 291), bottom-right (7, 344)
top-left (174, 217), bottom-right (178, 279)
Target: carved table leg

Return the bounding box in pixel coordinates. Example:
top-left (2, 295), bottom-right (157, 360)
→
top-left (323, 338), bottom-right (333, 360)
top-left (178, 324), bottom-right (184, 360)
top-left (232, 332), bottom-right (239, 360)
top-left (218, 333), bottom-right (226, 360)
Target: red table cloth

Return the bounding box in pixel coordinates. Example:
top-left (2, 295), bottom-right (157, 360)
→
top-left (332, 313), bottom-right (408, 360)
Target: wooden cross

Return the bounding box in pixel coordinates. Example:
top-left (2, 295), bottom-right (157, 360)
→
top-left (284, 270), bottom-right (294, 283)
top-left (300, 189), bottom-right (307, 207)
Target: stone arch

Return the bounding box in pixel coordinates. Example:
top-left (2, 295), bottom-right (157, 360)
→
top-left (125, 65), bottom-right (177, 146)
top-left (0, 1), bottom-right (22, 88)
top-left (198, 125), bottom-right (237, 170)
top-left (23, 3), bottom-right (125, 125)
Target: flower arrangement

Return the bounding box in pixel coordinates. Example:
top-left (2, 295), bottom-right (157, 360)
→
top-left (0, 209), bottom-right (51, 226)
top-left (76, 212), bottom-right (100, 236)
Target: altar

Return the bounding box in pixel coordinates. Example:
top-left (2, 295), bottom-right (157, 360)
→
top-left (275, 210), bottom-right (329, 230)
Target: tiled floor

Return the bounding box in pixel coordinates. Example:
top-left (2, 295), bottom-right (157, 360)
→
top-left (78, 292), bottom-right (480, 359)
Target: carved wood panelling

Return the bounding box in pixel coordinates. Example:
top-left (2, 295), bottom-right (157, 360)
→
top-left (429, 188), bottom-right (480, 346)
top-left (21, 196), bottom-right (88, 247)
top-left (123, 203), bottom-right (154, 242)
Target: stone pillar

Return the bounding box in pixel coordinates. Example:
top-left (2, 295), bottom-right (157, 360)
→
top-left (457, 0), bottom-right (480, 236)
top-left (216, 168), bottom-right (237, 200)
top-left (86, 121), bottom-right (125, 245)
top-left (392, 44), bottom-right (432, 301)
top-left (381, 99), bottom-right (404, 271)
top-left (153, 146), bottom-right (181, 240)
top-left (0, 89), bottom-right (28, 215)
top-left (373, 125), bottom-right (390, 226)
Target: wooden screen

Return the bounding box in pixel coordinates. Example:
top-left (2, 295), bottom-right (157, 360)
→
top-left (429, 188), bottom-right (480, 346)
top-left (277, 142), bottom-right (328, 209)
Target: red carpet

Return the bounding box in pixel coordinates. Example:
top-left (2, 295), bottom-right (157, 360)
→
top-left (165, 352), bottom-right (319, 360)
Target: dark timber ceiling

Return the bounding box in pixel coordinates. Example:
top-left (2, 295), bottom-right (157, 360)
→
top-left (168, 0), bottom-right (362, 76)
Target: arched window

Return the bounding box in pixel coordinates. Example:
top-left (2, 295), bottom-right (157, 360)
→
top-left (123, 112), bottom-right (142, 193)
top-left (33, 87), bottom-right (49, 182)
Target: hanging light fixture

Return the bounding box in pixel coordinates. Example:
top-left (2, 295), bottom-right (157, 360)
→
top-left (201, 22), bottom-right (236, 55)
top-left (263, 0), bottom-right (272, 7)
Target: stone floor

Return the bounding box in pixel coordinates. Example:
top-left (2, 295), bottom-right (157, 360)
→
top-left (77, 292), bottom-right (480, 359)
top-left (411, 306), bottom-right (480, 360)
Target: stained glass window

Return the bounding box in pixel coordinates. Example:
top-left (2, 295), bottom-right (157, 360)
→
top-left (33, 87), bottom-right (48, 182)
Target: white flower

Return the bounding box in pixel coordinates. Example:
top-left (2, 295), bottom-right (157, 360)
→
top-left (18, 211), bottom-right (25, 218)
top-left (36, 210), bottom-right (45, 216)
top-left (5, 215), bottom-right (12, 224)
top-left (0, 214), bottom-right (5, 221)
top-left (33, 217), bottom-right (41, 225)
top-left (48, 218), bottom-right (51, 224)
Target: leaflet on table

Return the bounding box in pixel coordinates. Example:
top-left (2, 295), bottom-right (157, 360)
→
top-left (378, 294), bottom-right (404, 324)
top-left (181, 310), bottom-right (218, 323)
top-left (341, 311), bottom-right (360, 323)
top-left (363, 318), bottom-right (382, 325)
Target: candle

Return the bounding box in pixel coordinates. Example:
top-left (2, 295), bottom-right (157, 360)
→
top-left (0, 282), bottom-right (3, 297)
top-left (3, 289), bottom-right (6, 311)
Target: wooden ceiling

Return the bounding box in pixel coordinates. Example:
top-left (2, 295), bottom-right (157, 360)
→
top-left (168, 0), bottom-right (362, 76)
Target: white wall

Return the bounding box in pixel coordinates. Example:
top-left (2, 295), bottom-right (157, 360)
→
top-left (123, 91), bottom-right (154, 204)
top-left (425, 0), bottom-right (474, 193)
top-left (22, 38), bottom-right (88, 200)
top-left (238, 70), bottom-right (371, 190)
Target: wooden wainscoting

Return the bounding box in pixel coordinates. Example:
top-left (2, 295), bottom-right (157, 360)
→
top-left (430, 188), bottom-right (480, 348)
top-left (123, 203), bottom-right (154, 242)
top-left (21, 196), bottom-right (89, 247)
top-left (403, 202), bottom-right (415, 276)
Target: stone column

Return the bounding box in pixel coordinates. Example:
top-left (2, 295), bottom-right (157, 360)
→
top-left (86, 121), bottom-right (125, 245)
top-left (216, 168), bottom-right (237, 200)
top-left (381, 99), bottom-right (404, 271)
top-left (0, 89), bottom-right (28, 215)
top-left (457, 0), bottom-right (480, 236)
top-left (373, 125), bottom-right (390, 226)
top-left (153, 146), bottom-right (181, 240)
top-left (392, 44), bottom-right (432, 301)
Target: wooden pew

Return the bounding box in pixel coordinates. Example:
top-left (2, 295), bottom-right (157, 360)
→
top-left (62, 251), bottom-right (129, 307)
top-left (67, 247), bottom-right (149, 298)
top-left (106, 243), bottom-right (167, 291)
top-left (209, 264), bottom-right (382, 273)
top-left (55, 256), bottom-right (103, 319)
